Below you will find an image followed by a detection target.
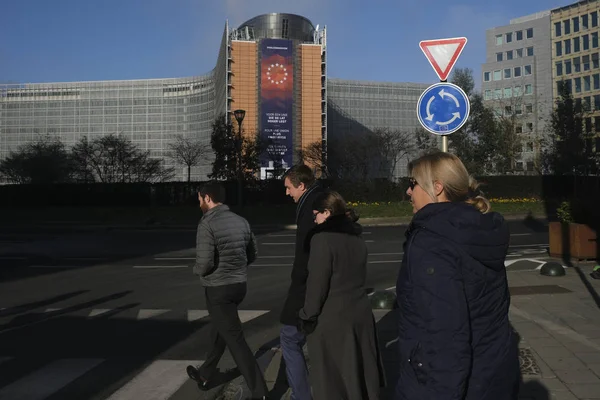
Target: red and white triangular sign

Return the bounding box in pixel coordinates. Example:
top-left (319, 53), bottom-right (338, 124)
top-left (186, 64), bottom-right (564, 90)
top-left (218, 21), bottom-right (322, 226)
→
top-left (419, 37), bottom-right (467, 81)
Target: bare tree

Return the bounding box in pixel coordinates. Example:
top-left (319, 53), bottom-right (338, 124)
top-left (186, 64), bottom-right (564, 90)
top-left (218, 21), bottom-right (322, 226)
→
top-left (71, 134), bottom-right (174, 183)
top-left (168, 135), bottom-right (211, 182)
top-left (372, 128), bottom-right (414, 180)
top-left (296, 141), bottom-right (325, 176)
top-left (415, 127), bottom-right (440, 154)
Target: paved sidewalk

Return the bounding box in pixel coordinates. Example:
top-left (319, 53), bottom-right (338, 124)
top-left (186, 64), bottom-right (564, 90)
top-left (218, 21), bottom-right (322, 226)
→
top-left (232, 262), bottom-right (600, 400)
top-left (508, 262), bottom-right (600, 400)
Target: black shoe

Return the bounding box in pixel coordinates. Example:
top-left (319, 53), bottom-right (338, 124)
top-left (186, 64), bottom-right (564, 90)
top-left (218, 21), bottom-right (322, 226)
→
top-left (591, 270), bottom-right (600, 280)
top-left (186, 365), bottom-right (210, 391)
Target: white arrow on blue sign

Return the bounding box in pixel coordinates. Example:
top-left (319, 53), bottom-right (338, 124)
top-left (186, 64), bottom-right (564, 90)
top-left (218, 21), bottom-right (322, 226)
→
top-left (416, 82), bottom-right (470, 136)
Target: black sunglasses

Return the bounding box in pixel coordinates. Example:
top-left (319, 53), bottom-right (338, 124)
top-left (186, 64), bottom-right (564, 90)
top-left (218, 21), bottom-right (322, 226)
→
top-left (408, 178), bottom-right (418, 190)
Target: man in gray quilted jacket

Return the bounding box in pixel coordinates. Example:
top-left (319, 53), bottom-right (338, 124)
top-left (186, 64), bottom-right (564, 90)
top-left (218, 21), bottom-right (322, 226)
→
top-left (186, 182), bottom-right (268, 400)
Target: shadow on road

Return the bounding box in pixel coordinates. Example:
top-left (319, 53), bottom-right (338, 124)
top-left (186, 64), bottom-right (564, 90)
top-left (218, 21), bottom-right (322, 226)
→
top-left (0, 290), bottom-right (211, 399)
top-left (0, 223), bottom-right (285, 284)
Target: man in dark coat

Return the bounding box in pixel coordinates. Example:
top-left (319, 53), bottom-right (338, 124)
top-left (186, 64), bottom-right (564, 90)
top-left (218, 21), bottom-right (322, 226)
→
top-left (186, 182), bottom-right (268, 400)
top-left (280, 164), bottom-right (323, 400)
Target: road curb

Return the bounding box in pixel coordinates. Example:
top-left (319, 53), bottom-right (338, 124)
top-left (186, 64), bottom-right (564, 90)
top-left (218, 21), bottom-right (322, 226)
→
top-left (0, 213), bottom-right (547, 232)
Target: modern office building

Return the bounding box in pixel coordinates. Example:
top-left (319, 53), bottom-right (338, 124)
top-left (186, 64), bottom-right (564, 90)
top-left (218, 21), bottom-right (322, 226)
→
top-left (481, 0), bottom-right (600, 174)
top-left (551, 0), bottom-right (600, 154)
top-left (481, 11), bottom-right (553, 174)
top-left (0, 13), bottom-right (427, 182)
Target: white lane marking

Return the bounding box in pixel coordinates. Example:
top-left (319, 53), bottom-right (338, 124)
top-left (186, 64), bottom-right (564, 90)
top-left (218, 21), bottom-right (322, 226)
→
top-left (45, 308), bottom-right (62, 313)
top-left (385, 286), bottom-right (395, 291)
top-left (133, 265), bottom-right (188, 269)
top-left (368, 260), bottom-right (401, 264)
top-left (187, 310), bottom-right (209, 322)
top-left (365, 240), bottom-right (375, 243)
top-left (261, 243), bottom-right (294, 245)
top-left (238, 310), bottom-right (269, 323)
top-left (154, 257), bottom-right (195, 260)
top-left (250, 264), bottom-right (292, 267)
top-left (509, 244), bottom-right (548, 248)
top-left (137, 309), bottom-right (170, 320)
top-left (89, 309), bottom-right (111, 317)
top-left (258, 255), bottom-right (294, 259)
top-left (0, 358), bottom-right (103, 400)
top-left (106, 359), bottom-right (203, 400)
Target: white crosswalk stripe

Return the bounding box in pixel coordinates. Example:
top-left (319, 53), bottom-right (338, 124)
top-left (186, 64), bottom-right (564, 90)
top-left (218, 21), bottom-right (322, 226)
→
top-left (187, 309), bottom-right (209, 322)
top-left (37, 308), bottom-right (270, 322)
top-left (0, 358), bottom-right (103, 400)
top-left (106, 359), bottom-right (201, 400)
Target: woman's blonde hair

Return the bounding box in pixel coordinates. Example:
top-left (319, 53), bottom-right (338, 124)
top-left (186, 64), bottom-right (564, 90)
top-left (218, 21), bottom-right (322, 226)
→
top-left (408, 152), bottom-right (491, 213)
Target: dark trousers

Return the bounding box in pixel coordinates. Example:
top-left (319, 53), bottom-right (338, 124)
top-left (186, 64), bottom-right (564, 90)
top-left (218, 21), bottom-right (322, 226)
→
top-left (199, 282), bottom-right (267, 398)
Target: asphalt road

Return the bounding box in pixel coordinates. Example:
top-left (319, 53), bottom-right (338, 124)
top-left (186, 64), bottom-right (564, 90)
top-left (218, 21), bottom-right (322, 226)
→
top-left (0, 219), bottom-right (551, 400)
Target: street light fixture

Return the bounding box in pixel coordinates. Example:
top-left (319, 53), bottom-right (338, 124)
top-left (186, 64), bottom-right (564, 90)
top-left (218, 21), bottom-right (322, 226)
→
top-left (233, 109), bottom-right (245, 207)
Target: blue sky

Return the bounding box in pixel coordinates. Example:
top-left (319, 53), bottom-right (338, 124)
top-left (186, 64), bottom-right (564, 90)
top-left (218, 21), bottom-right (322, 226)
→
top-left (0, 0), bottom-right (573, 89)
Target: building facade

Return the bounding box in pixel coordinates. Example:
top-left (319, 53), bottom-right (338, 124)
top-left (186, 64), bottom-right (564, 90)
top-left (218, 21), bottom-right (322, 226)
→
top-left (0, 13), bottom-right (428, 182)
top-left (551, 0), bottom-right (600, 154)
top-left (481, 11), bottom-right (553, 174)
top-left (327, 79), bottom-right (430, 177)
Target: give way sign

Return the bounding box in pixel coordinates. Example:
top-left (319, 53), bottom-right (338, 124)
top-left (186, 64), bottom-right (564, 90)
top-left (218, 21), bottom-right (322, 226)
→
top-left (419, 37), bottom-right (467, 81)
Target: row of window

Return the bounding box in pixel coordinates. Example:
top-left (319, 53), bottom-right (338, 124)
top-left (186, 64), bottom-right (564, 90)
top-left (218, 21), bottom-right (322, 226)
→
top-left (495, 28), bottom-right (534, 45)
top-left (0, 97), bottom-right (213, 108)
top-left (496, 47), bottom-right (534, 62)
top-left (558, 75), bottom-right (600, 94)
top-left (484, 86), bottom-right (534, 100)
top-left (483, 66), bottom-right (533, 82)
top-left (555, 83), bottom-right (600, 110)
top-left (555, 32), bottom-right (600, 56)
top-left (554, 11), bottom-right (599, 37)
top-left (556, 53), bottom-right (600, 75)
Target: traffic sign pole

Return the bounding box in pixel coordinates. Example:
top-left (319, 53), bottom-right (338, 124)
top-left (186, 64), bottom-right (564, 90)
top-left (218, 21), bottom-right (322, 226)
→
top-left (441, 79), bottom-right (448, 152)
top-left (418, 37), bottom-right (468, 153)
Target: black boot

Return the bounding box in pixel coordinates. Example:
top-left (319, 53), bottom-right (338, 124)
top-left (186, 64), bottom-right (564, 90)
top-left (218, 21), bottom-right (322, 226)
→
top-left (186, 365), bottom-right (210, 391)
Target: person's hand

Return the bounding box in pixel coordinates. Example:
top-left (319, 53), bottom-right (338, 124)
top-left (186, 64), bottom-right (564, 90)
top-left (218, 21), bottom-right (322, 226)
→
top-left (298, 318), bottom-right (317, 335)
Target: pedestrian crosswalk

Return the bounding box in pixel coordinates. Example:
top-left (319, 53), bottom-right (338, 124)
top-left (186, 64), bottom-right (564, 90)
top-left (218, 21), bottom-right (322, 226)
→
top-left (0, 307), bottom-right (274, 399)
top-left (0, 309), bottom-right (395, 400)
top-left (1, 308), bottom-right (270, 323)
top-left (0, 357), bottom-right (202, 400)
top-left (0, 358), bottom-right (104, 400)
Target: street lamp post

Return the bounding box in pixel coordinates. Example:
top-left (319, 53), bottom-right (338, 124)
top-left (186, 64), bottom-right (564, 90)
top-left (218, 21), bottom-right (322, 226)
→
top-left (233, 109), bottom-right (246, 208)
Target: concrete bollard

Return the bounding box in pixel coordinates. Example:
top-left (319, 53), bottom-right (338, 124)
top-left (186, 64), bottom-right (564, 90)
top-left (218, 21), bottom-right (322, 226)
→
top-left (539, 261), bottom-right (566, 277)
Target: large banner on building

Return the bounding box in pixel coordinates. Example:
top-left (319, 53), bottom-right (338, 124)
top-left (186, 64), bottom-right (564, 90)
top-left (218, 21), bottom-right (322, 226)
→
top-left (260, 39), bottom-right (293, 170)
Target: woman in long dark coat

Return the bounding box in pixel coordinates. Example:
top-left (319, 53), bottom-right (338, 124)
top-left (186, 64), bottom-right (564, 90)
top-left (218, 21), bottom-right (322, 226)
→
top-left (298, 190), bottom-right (385, 400)
top-left (395, 152), bottom-right (519, 400)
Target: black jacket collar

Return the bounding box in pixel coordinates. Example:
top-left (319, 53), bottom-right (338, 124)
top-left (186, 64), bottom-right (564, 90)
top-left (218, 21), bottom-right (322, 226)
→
top-left (304, 214), bottom-right (363, 252)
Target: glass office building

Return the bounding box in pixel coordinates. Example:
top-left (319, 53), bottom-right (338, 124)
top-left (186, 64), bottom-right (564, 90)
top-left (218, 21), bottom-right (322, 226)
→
top-left (0, 13), bottom-right (428, 182)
